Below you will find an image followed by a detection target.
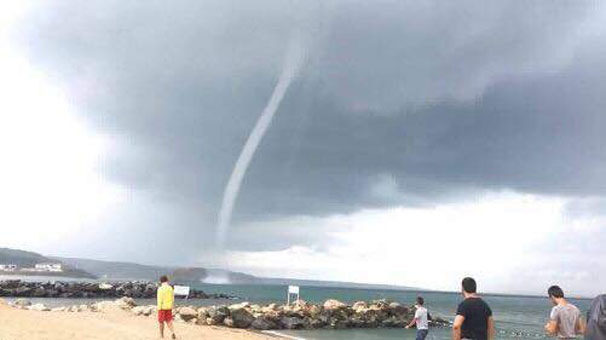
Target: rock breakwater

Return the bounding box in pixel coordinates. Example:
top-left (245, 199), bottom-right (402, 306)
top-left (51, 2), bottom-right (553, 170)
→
top-left (7, 296), bottom-right (451, 331)
top-left (0, 280), bottom-right (233, 299)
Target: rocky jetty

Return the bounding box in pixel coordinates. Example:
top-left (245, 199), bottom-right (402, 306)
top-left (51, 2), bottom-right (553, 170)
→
top-left (185, 299), bottom-right (451, 330)
top-left (0, 280), bottom-right (233, 299)
top-left (8, 296), bottom-right (138, 312)
top-left (6, 295), bottom-right (451, 331)
top-left (11, 298), bottom-right (448, 331)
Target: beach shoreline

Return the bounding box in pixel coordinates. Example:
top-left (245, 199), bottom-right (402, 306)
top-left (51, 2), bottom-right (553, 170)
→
top-left (0, 298), bottom-right (279, 340)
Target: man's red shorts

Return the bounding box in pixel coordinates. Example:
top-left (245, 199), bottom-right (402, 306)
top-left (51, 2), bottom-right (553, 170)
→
top-left (158, 309), bottom-right (173, 323)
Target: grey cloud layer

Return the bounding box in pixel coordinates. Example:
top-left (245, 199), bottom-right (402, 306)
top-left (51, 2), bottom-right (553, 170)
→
top-left (15, 1), bottom-right (606, 259)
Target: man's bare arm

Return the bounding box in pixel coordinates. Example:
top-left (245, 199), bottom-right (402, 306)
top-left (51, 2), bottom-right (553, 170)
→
top-left (487, 316), bottom-right (495, 340)
top-left (576, 316), bottom-right (586, 335)
top-left (544, 320), bottom-right (558, 337)
top-left (406, 317), bottom-right (418, 329)
top-left (452, 315), bottom-right (464, 340)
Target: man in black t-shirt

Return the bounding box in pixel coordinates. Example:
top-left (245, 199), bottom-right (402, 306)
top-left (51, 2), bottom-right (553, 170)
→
top-left (452, 277), bottom-right (495, 340)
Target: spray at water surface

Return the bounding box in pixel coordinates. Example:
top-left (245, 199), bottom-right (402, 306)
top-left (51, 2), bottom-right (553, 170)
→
top-left (216, 38), bottom-right (307, 249)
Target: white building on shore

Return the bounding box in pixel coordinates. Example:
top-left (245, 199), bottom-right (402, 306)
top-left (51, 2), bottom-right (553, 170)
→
top-left (0, 264), bottom-right (17, 271)
top-left (34, 263), bottom-right (63, 272)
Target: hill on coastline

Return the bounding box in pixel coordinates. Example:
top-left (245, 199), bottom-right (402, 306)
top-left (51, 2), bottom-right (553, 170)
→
top-left (0, 248), bottom-right (96, 279)
top-left (52, 256), bottom-right (171, 281)
top-left (53, 257), bottom-right (259, 283)
top-left (2, 248), bottom-right (415, 291)
top-left (53, 256), bottom-right (415, 291)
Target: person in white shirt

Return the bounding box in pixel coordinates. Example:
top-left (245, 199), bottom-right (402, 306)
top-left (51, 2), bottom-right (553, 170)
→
top-left (406, 296), bottom-right (430, 340)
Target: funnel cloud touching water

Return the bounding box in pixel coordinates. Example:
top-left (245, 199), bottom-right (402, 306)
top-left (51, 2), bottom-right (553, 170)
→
top-left (216, 38), bottom-right (306, 249)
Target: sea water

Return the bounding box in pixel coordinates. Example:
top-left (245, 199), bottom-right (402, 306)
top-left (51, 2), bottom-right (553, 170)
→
top-left (3, 281), bottom-right (592, 340)
top-left (197, 284), bottom-right (592, 340)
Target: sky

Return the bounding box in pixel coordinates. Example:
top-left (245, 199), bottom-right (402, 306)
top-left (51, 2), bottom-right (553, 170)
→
top-left (1, 1), bottom-right (605, 296)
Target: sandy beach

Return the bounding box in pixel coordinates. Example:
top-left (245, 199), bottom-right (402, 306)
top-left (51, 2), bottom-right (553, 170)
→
top-left (0, 299), bottom-right (275, 340)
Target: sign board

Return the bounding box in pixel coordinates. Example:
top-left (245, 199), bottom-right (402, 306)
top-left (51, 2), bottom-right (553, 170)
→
top-left (173, 285), bottom-right (190, 297)
top-left (287, 285), bottom-right (300, 305)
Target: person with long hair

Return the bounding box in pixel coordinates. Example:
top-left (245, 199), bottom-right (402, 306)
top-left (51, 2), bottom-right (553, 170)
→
top-left (584, 294), bottom-right (606, 340)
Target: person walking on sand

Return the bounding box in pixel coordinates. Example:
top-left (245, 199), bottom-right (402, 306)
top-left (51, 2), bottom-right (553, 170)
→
top-left (406, 296), bottom-right (430, 340)
top-left (157, 275), bottom-right (177, 339)
top-left (584, 294), bottom-right (606, 340)
top-left (544, 285), bottom-right (585, 339)
top-left (452, 277), bottom-right (495, 340)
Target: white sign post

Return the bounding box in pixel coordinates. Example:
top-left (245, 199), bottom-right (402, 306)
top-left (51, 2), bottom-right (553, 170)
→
top-left (173, 285), bottom-right (190, 299)
top-left (287, 285), bottom-right (300, 305)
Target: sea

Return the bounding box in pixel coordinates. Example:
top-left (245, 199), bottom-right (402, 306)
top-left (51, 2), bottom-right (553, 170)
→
top-left (2, 278), bottom-right (593, 340)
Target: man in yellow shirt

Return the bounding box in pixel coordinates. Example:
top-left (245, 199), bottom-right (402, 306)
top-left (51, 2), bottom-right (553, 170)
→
top-left (157, 275), bottom-right (176, 339)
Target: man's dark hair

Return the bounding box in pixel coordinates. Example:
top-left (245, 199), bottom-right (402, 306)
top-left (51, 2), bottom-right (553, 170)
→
top-left (416, 296), bottom-right (424, 305)
top-left (462, 277), bottom-right (477, 293)
top-left (160, 275), bottom-right (169, 283)
top-left (548, 285), bottom-right (564, 298)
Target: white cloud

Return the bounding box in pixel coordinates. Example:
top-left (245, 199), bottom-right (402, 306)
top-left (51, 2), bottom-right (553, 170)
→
top-left (216, 191), bottom-right (604, 296)
top-left (0, 11), bottom-right (125, 252)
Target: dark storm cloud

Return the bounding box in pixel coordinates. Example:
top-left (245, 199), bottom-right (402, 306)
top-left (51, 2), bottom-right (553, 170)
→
top-left (13, 1), bottom-right (606, 256)
top-left (233, 69), bottom-right (606, 222)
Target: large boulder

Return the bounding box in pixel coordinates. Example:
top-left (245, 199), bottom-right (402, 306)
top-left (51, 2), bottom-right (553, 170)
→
top-left (99, 283), bottom-right (113, 290)
top-left (280, 316), bottom-right (305, 329)
top-left (132, 305), bottom-right (155, 316)
top-left (382, 316), bottom-right (406, 328)
top-left (91, 301), bottom-right (114, 311)
top-left (283, 306), bottom-right (305, 318)
top-left (32, 288), bottom-right (47, 298)
top-left (15, 286), bottom-right (32, 296)
top-left (285, 299), bottom-right (311, 317)
top-left (323, 299), bottom-right (346, 310)
top-left (114, 297), bottom-right (136, 310)
top-left (28, 303), bottom-right (50, 311)
top-left (329, 317), bottom-right (351, 329)
top-left (349, 315), bottom-right (367, 328)
top-left (13, 298), bottom-right (31, 307)
top-left (260, 303), bottom-right (279, 313)
top-left (178, 306), bottom-right (198, 322)
top-left (68, 305), bottom-right (81, 312)
top-left (223, 317), bottom-right (234, 327)
top-left (228, 301), bottom-right (250, 310)
top-left (173, 313), bottom-right (185, 323)
top-left (308, 305), bottom-right (322, 318)
top-left (229, 307), bottom-right (255, 328)
top-left (45, 289), bottom-right (59, 298)
top-left (250, 317), bottom-right (278, 330)
top-left (308, 317), bottom-right (327, 329)
top-left (293, 299), bottom-right (308, 309)
top-left (370, 299), bottom-right (390, 310)
top-left (207, 306), bottom-right (230, 324)
top-left (196, 307), bottom-right (209, 321)
top-left (352, 301), bottom-right (368, 313)
top-left (389, 302), bottom-right (409, 316)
